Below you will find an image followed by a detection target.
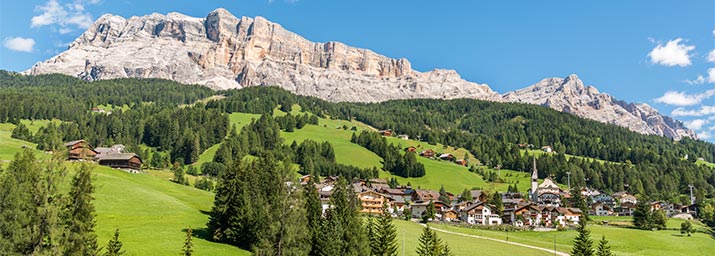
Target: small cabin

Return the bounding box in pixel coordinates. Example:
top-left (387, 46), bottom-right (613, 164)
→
top-left (97, 153), bottom-right (143, 171)
top-left (378, 129), bottom-right (392, 136)
top-left (64, 140), bottom-right (97, 161)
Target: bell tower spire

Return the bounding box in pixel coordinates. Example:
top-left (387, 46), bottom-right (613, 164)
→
top-left (530, 157), bottom-right (539, 202)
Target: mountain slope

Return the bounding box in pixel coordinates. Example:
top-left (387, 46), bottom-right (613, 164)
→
top-left (502, 74), bottom-right (695, 140)
top-left (26, 9), bottom-right (498, 103)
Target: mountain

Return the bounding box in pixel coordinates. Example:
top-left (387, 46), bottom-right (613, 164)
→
top-left (25, 8), bottom-right (695, 140)
top-left (26, 8), bottom-right (498, 103)
top-left (502, 74), bottom-right (696, 140)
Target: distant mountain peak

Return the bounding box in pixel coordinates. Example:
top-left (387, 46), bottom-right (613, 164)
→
top-left (503, 75), bottom-right (696, 140)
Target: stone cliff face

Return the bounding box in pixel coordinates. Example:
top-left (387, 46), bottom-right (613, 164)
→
top-left (26, 8), bottom-right (695, 140)
top-left (502, 74), bottom-right (696, 140)
top-left (27, 8), bottom-right (499, 102)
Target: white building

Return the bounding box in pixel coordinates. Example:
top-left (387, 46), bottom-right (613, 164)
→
top-left (460, 202), bottom-right (502, 225)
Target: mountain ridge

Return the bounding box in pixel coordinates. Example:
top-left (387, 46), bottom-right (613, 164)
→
top-left (25, 8), bottom-right (694, 140)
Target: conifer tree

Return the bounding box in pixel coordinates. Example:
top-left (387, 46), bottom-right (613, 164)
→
top-left (458, 189), bottom-right (473, 202)
top-left (423, 201), bottom-right (436, 223)
top-left (182, 227), bottom-right (193, 256)
top-left (570, 221), bottom-right (594, 256)
top-left (596, 236), bottom-right (612, 256)
top-left (370, 203), bottom-right (398, 256)
top-left (489, 192), bottom-right (504, 215)
top-left (633, 199), bottom-right (652, 230)
top-left (416, 225), bottom-right (449, 256)
top-left (64, 164), bottom-right (99, 256)
top-left (303, 175), bottom-right (322, 256)
top-left (438, 185), bottom-right (450, 203)
top-left (104, 228), bottom-right (125, 256)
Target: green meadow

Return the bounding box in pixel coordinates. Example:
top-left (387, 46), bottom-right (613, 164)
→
top-left (432, 220), bottom-right (715, 256)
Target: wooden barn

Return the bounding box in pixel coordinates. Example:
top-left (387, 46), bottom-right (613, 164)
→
top-left (64, 140), bottom-right (97, 161)
top-left (97, 153), bottom-right (143, 171)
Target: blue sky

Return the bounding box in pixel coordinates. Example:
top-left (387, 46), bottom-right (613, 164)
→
top-left (1, 0), bottom-right (714, 140)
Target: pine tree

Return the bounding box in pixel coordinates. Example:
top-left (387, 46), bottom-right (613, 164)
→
top-left (182, 227), bottom-right (193, 256)
top-left (570, 221), bottom-right (594, 256)
top-left (440, 242), bottom-right (454, 256)
top-left (423, 201), bottom-right (436, 223)
top-left (104, 228), bottom-right (125, 256)
top-left (458, 189), bottom-right (472, 202)
top-left (416, 225), bottom-right (446, 256)
top-left (633, 199), bottom-right (652, 230)
top-left (570, 187), bottom-right (590, 221)
top-left (370, 203), bottom-right (398, 256)
top-left (304, 175), bottom-right (322, 256)
top-left (438, 185), bottom-right (449, 203)
top-left (596, 236), bottom-right (612, 256)
top-left (64, 164), bottom-right (99, 256)
top-left (489, 192), bottom-right (504, 215)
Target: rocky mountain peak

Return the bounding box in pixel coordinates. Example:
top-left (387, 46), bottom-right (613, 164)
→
top-left (503, 75), bottom-right (696, 140)
top-left (28, 9), bottom-right (498, 102)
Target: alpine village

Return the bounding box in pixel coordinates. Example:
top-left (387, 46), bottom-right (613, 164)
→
top-left (1, 2), bottom-right (715, 256)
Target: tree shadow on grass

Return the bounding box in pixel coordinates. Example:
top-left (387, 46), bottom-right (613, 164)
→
top-left (182, 226), bottom-right (213, 241)
top-left (199, 209), bottom-right (211, 216)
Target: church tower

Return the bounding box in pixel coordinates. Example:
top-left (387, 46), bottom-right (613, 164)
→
top-left (530, 157), bottom-right (539, 202)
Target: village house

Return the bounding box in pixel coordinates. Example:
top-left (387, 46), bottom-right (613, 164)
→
top-left (511, 203), bottom-right (582, 227)
top-left (411, 189), bottom-right (441, 202)
top-left (420, 149), bottom-right (435, 158)
top-left (442, 209), bottom-right (459, 222)
top-left (541, 146), bottom-right (553, 153)
top-left (95, 144), bottom-right (126, 156)
top-left (397, 134), bottom-right (409, 140)
top-left (580, 187), bottom-right (602, 197)
top-left (357, 191), bottom-right (392, 215)
top-left (470, 190), bottom-right (487, 203)
top-left (455, 159), bottom-right (467, 166)
top-left (615, 202), bottom-right (636, 216)
top-left (438, 153), bottom-right (454, 161)
top-left (378, 129), bottom-right (392, 136)
top-left (97, 153), bottom-right (143, 172)
top-left (64, 140), bottom-right (97, 161)
top-left (460, 202), bottom-right (502, 225)
top-left (411, 201), bottom-right (449, 219)
top-left (591, 201), bottom-right (614, 216)
top-left (405, 146), bottom-right (417, 153)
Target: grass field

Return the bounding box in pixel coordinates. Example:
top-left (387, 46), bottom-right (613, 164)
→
top-left (86, 164), bottom-right (249, 255)
top-left (0, 123), bottom-right (48, 168)
top-left (393, 220), bottom-right (553, 256)
top-left (432, 220), bottom-right (715, 256)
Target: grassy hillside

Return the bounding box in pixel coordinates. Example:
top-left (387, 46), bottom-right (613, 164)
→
top-left (88, 164), bottom-right (250, 255)
top-left (0, 123), bottom-right (46, 168)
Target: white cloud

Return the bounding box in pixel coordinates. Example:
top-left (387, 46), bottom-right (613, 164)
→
top-left (654, 88), bottom-right (715, 106)
top-left (684, 75), bottom-right (706, 85)
top-left (684, 119), bottom-right (709, 130)
top-left (3, 37), bottom-right (36, 52)
top-left (672, 105), bottom-right (715, 117)
top-left (699, 130), bottom-right (712, 139)
top-left (709, 68), bottom-right (715, 83)
top-left (648, 38), bottom-right (695, 67)
top-left (707, 49), bottom-right (715, 63)
top-left (31, 0), bottom-right (97, 34)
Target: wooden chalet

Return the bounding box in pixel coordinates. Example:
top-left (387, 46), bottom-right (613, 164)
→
top-left (420, 149), bottom-right (435, 158)
top-left (357, 191), bottom-right (392, 215)
top-left (378, 129), bottom-right (392, 136)
top-left (455, 159), bottom-right (467, 166)
top-left (97, 153), bottom-right (143, 171)
top-left (64, 140), bottom-right (97, 161)
top-left (405, 146), bottom-right (417, 153)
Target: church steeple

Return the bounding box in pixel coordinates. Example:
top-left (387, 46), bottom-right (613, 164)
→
top-left (530, 157), bottom-right (539, 202)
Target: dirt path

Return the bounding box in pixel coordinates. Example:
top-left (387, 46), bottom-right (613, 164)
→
top-left (424, 224), bottom-right (569, 256)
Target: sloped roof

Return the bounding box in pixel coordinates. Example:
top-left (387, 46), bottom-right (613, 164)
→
top-left (97, 153), bottom-right (140, 161)
top-left (64, 140), bottom-right (86, 147)
top-left (538, 177), bottom-right (559, 189)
